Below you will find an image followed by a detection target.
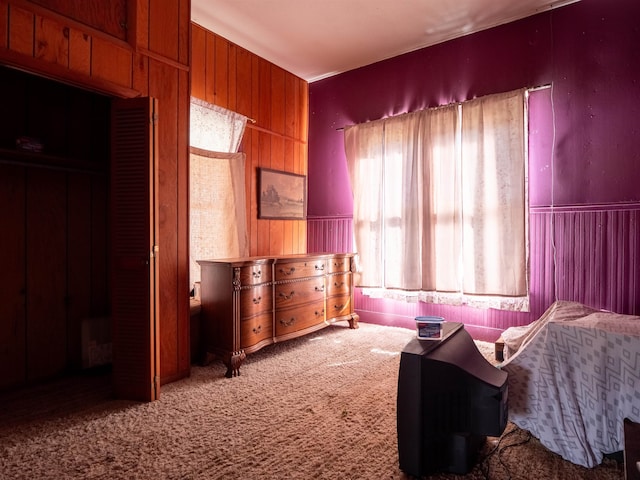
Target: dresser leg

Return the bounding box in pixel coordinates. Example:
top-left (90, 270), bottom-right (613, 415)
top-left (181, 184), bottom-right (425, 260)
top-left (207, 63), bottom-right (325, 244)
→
top-left (348, 313), bottom-right (360, 329)
top-left (223, 350), bottom-right (247, 378)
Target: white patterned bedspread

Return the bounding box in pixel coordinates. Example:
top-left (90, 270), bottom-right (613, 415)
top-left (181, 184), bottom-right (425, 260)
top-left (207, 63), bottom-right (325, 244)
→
top-left (500, 301), bottom-right (640, 467)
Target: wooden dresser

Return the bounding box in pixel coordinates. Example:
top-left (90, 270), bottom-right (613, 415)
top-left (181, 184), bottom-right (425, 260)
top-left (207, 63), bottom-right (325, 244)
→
top-left (198, 253), bottom-right (359, 377)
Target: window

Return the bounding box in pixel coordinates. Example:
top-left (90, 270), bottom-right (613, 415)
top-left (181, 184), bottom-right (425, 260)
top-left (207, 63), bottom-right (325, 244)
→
top-left (189, 98), bottom-right (249, 290)
top-left (345, 89), bottom-right (528, 310)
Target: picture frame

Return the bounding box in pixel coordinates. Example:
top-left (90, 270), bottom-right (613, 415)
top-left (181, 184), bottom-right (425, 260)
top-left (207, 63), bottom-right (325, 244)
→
top-left (258, 168), bottom-right (307, 220)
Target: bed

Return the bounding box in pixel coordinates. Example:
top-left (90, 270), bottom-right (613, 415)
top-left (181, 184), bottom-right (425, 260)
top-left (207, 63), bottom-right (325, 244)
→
top-left (499, 300), bottom-right (640, 468)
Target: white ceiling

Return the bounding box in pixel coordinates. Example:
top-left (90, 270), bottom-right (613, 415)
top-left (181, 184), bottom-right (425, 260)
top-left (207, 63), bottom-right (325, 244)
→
top-left (191, 0), bottom-right (579, 83)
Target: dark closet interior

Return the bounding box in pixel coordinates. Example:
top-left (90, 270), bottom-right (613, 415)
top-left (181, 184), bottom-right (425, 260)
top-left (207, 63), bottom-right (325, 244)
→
top-left (0, 66), bottom-right (112, 391)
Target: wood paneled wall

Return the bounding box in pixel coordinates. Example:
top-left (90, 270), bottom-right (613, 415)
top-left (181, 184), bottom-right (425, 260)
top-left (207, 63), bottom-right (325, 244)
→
top-left (0, 0), bottom-right (191, 387)
top-left (190, 24), bottom-right (309, 257)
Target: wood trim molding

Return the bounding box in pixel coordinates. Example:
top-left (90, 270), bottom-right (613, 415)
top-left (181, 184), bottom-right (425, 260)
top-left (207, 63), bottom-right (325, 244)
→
top-left (138, 47), bottom-right (189, 72)
top-left (0, 47), bottom-right (140, 98)
top-left (246, 123), bottom-right (308, 145)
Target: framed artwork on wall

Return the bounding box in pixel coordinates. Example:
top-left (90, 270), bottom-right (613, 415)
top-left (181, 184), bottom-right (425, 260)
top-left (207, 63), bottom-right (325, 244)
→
top-left (258, 168), bottom-right (307, 220)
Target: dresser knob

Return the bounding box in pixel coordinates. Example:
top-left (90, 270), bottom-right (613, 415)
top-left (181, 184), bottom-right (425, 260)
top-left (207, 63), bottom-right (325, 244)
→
top-left (279, 291), bottom-right (295, 300)
top-left (252, 296), bottom-right (262, 304)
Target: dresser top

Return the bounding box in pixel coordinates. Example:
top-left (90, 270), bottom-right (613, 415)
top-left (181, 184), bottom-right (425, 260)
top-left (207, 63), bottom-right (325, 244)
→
top-left (197, 252), bottom-right (355, 267)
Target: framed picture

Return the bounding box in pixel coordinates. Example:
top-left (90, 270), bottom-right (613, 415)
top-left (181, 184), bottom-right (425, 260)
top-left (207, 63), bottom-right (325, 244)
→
top-left (258, 168), bottom-right (307, 220)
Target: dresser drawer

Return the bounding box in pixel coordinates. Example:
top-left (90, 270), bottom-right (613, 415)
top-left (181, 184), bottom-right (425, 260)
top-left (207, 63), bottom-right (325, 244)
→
top-left (275, 301), bottom-right (325, 336)
top-left (328, 256), bottom-right (351, 273)
top-left (274, 277), bottom-right (325, 308)
top-left (326, 294), bottom-right (352, 320)
top-left (240, 284), bottom-right (273, 316)
top-left (240, 313), bottom-right (273, 349)
top-left (237, 263), bottom-right (272, 286)
top-left (327, 272), bottom-right (351, 296)
top-left (274, 259), bottom-right (326, 280)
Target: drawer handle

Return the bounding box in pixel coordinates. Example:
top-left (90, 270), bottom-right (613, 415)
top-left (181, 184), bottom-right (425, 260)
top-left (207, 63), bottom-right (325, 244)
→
top-left (279, 267), bottom-right (296, 276)
top-left (279, 291), bottom-right (295, 300)
top-left (334, 304), bottom-right (345, 310)
top-left (314, 285), bottom-right (325, 292)
top-left (253, 270), bottom-right (262, 279)
top-left (333, 281), bottom-right (345, 288)
top-left (333, 261), bottom-right (344, 268)
top-left (315, 264), bottom-right (325, 271)
top-left (253, 296), bottom-right (262, 304)
top-left (279, 317), bottom-right (296, 327)
top-left (253, 325), bottom-right (262, 334)
top-left (314, 308), bottom-right (325, 317)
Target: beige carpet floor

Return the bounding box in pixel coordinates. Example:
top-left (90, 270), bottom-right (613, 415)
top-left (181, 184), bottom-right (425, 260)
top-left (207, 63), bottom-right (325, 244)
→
top-left (0, 323), bottom-right (625, 479)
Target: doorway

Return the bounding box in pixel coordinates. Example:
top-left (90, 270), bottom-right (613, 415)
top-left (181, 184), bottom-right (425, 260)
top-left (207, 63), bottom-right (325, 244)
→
top-left (0, 66), bottom-right (111, 391)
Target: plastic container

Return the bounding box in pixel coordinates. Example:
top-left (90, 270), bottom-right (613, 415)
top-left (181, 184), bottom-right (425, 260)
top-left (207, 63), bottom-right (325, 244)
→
top-left (415, 316), bottom-right (445, 340)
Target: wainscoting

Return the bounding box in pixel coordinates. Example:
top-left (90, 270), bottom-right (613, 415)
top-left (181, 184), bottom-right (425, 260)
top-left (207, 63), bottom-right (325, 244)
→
top-left (308, 203), bottom-right (640, 341)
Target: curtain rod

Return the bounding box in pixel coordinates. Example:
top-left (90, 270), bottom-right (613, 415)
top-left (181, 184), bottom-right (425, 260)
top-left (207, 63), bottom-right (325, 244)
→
top-left (335, 84), bottom-right (552, 131)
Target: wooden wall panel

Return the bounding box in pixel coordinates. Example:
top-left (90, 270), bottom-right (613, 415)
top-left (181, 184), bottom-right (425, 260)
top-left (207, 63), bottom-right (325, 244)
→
top-left (68, 28), bottom-right (90, 75)
top-left (178, 0), bottom-right (189, 66)
top-left (132, 52), bottom-right (149, 96)
top-left (258, 58), bottom-right (271, 129)
top-left (0, 2), bottom-right (8, 48)
top-left (190, 26), bottom-right (309, 258)
top-left (28, 0), bottom-right (126, 40)
top-left (90, 37), bottom-right (131, 86)
top-left (228, 42), bottom-right (238, 110)
top-left (204, 33), bottom-right (215, 104)
top-left (149, 0), bottom-right (178, 61)
top-left (34, 15), bottom-right (67, 66)
top-left (214, 35), bottom-right (229, 108)
top-left (271, 67), bottom-right (285, 136)
top-left (8, 5), bottom-right (34, 56)
top-left (190, 25), bottom-right (206, 99)
top-left (236, 46), bottom-right (252, 117)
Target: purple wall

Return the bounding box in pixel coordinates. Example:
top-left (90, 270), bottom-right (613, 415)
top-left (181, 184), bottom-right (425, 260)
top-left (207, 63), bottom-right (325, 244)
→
top-left (307, 0), bottom-right (640, 340)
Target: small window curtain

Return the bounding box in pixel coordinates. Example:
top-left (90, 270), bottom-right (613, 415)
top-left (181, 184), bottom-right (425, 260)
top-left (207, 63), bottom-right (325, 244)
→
top-left (345, 89), bottom-right (527, 309)
top-left (189, 98), bottom-right (249, 289)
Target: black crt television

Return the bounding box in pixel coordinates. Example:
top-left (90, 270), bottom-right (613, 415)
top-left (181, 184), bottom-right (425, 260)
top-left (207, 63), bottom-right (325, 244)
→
top-left (397, 323), bottom-right (508, 476)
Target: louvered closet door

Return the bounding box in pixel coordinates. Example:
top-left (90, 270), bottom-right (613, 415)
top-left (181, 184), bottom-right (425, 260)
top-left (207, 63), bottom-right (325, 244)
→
top-left (111, 97), bottom-right (160, 402)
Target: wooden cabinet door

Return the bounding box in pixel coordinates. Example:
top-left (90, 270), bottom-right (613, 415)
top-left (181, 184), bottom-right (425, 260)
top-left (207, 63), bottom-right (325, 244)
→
top-left (0, 165), bottom-right (27, 388)
top-left (111, 97), bottom-right (160, 401)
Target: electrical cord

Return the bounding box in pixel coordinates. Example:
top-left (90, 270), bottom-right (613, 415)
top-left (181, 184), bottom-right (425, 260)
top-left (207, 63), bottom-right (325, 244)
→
top-left (477, 426), bottom-right (533, 480)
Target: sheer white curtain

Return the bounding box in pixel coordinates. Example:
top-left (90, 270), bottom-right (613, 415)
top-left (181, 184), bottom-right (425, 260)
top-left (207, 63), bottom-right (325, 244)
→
top-left (189, 98), bottom-right (248, 290)
top-left (345, 89), bottom-right (527, 309)
top-left (344, 121), bottom-right (384, 287)
top-left (461, 90), bottom-right (526, 296)
top-left (346, 105), bottom-right (460, 291)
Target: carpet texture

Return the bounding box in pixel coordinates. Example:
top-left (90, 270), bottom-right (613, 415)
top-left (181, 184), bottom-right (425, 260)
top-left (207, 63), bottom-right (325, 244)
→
top-left (0, 323), bottom-right (624, 479)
